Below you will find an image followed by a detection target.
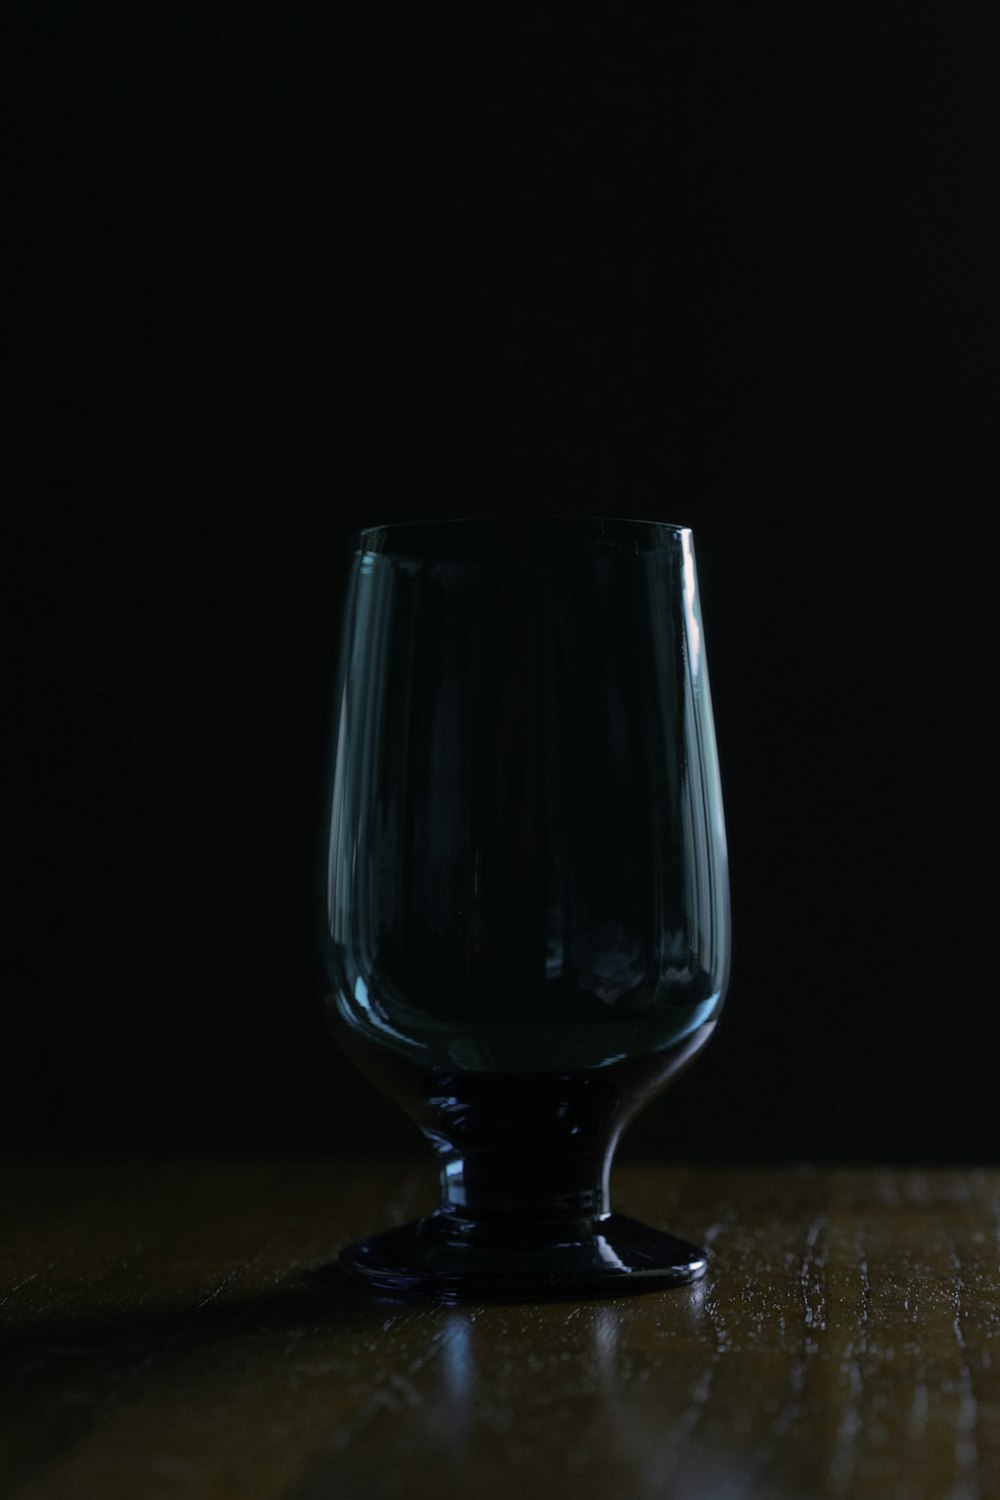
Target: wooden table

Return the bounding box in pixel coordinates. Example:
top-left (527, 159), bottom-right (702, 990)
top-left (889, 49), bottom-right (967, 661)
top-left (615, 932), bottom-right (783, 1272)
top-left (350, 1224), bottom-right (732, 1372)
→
top-left (2, 1160), bottom-right (998, 1499)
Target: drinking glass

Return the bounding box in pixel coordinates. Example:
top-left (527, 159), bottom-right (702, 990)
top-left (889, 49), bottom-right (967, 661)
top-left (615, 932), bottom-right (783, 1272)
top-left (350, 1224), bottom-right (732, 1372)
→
top-left (320, 518), bottom-right (730, 1298)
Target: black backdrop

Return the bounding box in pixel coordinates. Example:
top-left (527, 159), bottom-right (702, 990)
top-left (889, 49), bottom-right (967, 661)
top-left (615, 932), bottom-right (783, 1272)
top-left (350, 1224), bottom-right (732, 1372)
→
top-left (7, 8), bottom-right (994, 1162)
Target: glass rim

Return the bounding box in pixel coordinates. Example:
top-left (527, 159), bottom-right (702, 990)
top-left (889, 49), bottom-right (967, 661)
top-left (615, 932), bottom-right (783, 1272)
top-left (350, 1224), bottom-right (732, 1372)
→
top-left (349, 516), bottom-right (693, 556)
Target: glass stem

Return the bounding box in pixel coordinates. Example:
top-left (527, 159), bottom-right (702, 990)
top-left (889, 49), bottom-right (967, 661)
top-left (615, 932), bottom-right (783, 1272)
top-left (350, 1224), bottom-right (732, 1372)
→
top-left (435, 1143), bottom-right (612, 1222)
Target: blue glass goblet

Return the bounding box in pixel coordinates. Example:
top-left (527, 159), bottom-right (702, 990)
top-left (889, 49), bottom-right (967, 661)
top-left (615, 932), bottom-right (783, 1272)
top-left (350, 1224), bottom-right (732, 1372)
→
top-left (321, 518), bottom-right (730, 1298)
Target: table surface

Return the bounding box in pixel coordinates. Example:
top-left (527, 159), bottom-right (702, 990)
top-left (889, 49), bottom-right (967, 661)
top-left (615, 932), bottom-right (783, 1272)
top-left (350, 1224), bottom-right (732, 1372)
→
top-left (1, 1159), bottom-right (998, 1500)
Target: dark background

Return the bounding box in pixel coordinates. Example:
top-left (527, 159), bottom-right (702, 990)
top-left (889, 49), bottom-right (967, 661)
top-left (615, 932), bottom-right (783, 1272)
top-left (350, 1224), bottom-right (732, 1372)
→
top-left (7, 7), bottom-right (993, 1162)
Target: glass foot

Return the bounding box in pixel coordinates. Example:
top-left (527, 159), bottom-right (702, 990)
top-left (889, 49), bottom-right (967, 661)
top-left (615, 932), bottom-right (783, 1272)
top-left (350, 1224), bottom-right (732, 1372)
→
top-left (337, 1211), bottom-right (708, 1301)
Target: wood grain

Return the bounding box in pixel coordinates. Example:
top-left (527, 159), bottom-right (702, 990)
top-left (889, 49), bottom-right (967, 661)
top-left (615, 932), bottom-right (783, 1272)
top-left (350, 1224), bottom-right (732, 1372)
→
top-left (1, 1161), bottom-right (998, 1499)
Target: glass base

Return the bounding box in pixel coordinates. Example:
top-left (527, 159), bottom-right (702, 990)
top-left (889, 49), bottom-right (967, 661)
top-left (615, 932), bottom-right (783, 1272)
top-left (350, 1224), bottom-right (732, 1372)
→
top-left (337, 1211), bottom-right (708, 1301)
